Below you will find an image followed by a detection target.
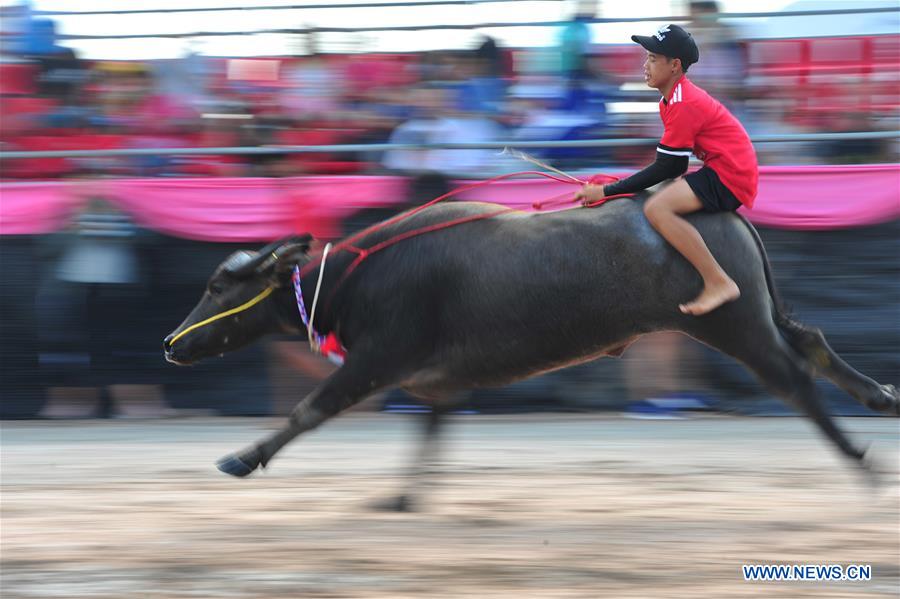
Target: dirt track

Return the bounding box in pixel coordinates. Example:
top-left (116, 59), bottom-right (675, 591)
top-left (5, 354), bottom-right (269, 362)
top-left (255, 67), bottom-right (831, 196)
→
top-left (2, 415), bottom-right (898, 598)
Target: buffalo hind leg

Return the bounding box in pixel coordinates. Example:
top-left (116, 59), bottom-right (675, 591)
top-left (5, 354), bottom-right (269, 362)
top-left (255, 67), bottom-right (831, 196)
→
top-left (216, 355), bottom-right (395, 477)
top-left (780, 321), bottom-right (900, 415)
top-left (699, 325), bottom-right (868, 469)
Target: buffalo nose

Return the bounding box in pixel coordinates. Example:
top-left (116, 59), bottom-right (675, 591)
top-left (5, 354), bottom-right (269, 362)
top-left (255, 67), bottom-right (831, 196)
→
top-left (163, 334), bottom-right (174, 352)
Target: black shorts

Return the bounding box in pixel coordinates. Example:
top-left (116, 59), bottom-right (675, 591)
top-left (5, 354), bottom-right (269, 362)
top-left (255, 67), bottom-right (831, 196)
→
top-left (684, 166), bottom-right (743, 213)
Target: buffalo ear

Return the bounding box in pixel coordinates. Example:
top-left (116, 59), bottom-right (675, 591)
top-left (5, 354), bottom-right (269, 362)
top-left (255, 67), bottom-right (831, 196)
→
top-left (272, 238), bottom-right (314, 276)
top-left (255, 234), bottom-right (314, 276)
top-left (224, 234), bottom-right (314, 279)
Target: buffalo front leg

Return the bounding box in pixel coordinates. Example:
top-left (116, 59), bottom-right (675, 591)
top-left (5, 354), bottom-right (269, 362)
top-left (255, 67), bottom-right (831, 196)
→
top-left (373, 404), bottom-right (449, 512)
top-left (216, 357), bottom-right (392, 477)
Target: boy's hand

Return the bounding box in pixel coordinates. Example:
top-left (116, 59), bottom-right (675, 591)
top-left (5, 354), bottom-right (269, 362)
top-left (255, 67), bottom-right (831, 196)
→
top-left (575, 184), bottom-right (607, 206)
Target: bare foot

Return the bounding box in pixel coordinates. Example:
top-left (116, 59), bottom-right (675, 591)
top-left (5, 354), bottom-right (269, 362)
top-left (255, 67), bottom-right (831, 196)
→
top-left (679, 280), bottom-right (740, 316)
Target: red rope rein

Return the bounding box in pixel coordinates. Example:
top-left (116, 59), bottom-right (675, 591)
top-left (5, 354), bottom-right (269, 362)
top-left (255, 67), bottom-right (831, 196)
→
top-left (329, 170), bottom-right (582, 257)
top-left (299, 169), bottom-right (590, 277)
top-left (298, 170), bottom-right (633, 313)
top-left (333, 207), bottom-right (514, 292)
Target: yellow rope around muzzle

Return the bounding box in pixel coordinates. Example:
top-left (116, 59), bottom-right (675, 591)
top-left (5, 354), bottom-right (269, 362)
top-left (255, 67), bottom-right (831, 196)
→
top-left (168, 286), bottom-right (274, 347)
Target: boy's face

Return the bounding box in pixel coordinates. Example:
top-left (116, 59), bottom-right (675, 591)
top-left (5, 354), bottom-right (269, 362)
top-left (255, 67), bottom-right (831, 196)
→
top-left (643, 51), bottom-right (681, 91)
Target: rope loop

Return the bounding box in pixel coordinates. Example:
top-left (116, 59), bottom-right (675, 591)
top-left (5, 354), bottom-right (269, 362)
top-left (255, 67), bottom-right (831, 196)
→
top-left (307, 242), bottom-right (332, 351)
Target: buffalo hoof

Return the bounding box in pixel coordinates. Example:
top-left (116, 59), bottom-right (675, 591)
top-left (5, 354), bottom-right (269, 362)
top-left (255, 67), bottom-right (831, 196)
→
top-left (216, 452), bottom-right (258, 478)
top-left (370, 494), bottom-right (416, 513)
top-left (885, 385), bottom-right (900, 416)
top-left (860, 445), bottom-right (884, 491)
top-left (869, 384), bottom-right (900, 416)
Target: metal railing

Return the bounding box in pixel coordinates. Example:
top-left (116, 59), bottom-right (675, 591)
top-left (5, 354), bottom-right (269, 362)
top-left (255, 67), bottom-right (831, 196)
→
top-left (35, 3), bottom-right (900, 18)
top-left (1, 131), bottom-right (897, 160)
top-left (32, 0), bottom-right (564, 16)
top-left (35, 5), bottom-right (900, 41)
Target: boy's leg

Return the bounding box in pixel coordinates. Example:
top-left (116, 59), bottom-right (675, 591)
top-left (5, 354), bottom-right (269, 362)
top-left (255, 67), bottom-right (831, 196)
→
top-left (643, 178), bottom-right (740, 316)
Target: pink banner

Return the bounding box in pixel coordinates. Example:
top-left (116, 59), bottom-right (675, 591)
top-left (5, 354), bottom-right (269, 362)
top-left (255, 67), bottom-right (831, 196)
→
top-left (0, 181), bottom-right (86, 234)
top-left (2, 165), bottom-right (898, 239)
top-left (0, 176), bottom-right (407, 240)
top-left (742, 164), bottom-right (900, 229)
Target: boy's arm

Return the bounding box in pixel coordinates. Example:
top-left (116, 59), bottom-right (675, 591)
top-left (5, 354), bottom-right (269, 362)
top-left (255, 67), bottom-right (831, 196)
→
top-left (602, 150), bottom-right (689, 196)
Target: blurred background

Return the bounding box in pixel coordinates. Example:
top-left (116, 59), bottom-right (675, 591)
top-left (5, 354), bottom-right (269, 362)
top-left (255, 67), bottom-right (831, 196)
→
top-left (0, 0), bottom-right (898, 419)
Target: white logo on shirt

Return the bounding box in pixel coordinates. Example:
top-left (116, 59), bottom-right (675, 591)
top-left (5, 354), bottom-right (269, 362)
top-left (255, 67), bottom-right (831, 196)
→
top-left (655, 25), bottom-right (671, 41)
top-left (670, 83), bottom-right (683, 104)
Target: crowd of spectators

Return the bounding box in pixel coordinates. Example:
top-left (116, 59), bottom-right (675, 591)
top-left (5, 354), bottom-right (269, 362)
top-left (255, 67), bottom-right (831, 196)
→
top-left (2, 2), bottom-right (896, 182)
top-left (1, 3), bottom-right (897, 419)
top-left (1, 20), bottom-right (613, 180)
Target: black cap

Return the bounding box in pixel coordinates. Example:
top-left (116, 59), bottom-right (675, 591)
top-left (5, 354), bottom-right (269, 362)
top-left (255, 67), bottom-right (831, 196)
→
top-left (631, 24), bottom-right (699, 67)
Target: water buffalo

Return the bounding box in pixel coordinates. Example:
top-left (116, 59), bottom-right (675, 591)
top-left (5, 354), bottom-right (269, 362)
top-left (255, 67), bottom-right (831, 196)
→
top-left (165, 196), bottom-right (898, 508)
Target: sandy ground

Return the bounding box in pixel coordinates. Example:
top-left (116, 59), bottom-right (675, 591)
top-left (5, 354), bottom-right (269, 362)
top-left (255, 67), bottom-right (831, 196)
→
top-left (1, 415), bottom-right (898, 599)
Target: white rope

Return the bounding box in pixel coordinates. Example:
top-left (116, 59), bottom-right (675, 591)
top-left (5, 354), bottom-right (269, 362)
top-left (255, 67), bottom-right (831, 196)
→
top-left (500, 146), bottom-right (583, 184)
top-left (307, 242), bottom-right (332, 351)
